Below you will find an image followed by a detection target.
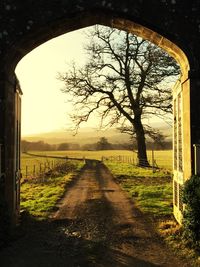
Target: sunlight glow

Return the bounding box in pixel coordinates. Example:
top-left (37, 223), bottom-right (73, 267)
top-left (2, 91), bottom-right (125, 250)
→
top-left (15, 27), bottom-right (93, 136)
top-left (15, 26), bottom-right (172, 138)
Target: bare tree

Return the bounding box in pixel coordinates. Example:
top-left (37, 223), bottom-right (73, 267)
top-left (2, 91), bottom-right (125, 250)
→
top-left (59, 25), bottom-right (180, 166)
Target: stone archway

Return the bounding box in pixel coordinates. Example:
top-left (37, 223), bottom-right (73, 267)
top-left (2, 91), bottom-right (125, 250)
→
top-left (17, 16), bottom-right (190, 224)
top-left (0, 6), bottom-right (195, 235)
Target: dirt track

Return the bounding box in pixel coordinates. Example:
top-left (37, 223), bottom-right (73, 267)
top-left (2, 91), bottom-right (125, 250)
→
top-left (0, 161), bottom-right (189, 267)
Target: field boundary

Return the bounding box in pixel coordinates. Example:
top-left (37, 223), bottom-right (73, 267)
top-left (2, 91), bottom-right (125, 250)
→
top-left (22, 150), bottom-right (172, 178)
top-left (23, 152), bottom-right (85, 161)
top-left (21, 152), bottom-right (85, 179)
top-left (102, 154), bottom-right (159, 172)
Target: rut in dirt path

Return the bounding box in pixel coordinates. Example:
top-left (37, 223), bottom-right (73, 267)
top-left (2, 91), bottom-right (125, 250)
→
top-left (0, 160), bottom-right (189, 267)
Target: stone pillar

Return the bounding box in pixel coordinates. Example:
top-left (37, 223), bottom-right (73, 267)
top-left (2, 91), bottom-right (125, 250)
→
top-left (0, 74), bottom-right (10, 243)
top-left (0, 72), bottom-right (17, 239)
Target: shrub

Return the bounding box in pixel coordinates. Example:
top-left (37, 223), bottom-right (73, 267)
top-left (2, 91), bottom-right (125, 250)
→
top-left (182, 175), bottom-right (200, 247)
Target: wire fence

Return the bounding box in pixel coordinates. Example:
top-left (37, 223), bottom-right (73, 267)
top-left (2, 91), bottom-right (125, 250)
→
top-left (22, 159), bottom-right (63, 179)
top-left (101, 150), bottom-right (172, 173)
top-left (21, 152), bottom-right (85, 181)
top-left (21, 150), bottom-right (172, 179)
top-left (101, 155), bottom-right (157, 169)
top-left (102, 155), bottom-right (136, 165)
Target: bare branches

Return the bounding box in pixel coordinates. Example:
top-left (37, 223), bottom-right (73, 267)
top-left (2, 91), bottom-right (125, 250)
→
top-left (59, 25), bottom-right (180, 162)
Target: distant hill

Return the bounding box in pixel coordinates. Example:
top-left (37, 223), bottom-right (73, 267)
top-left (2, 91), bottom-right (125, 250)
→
top-left (22, 128), bottom-right (130, 145)
top-left (22, 124), bottom-right (172, 145)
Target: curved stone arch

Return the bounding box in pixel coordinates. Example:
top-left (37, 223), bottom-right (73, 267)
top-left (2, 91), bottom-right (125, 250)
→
top-left (111, 18), bottom-right (189, 80)
top-left (3, 11), bottom-right (191, 228)
top-left (10, 12), bottom-right (189, 80)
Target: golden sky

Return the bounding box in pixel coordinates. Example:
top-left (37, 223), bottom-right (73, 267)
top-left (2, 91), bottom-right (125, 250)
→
top-left (15, 27), bottom-right (92, 136)
top-left (16, 26), bottom-right (172, 137)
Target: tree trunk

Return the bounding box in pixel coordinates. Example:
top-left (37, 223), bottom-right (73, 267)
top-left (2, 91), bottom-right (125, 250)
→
top-left (134, 119), bottom-right (150, 167)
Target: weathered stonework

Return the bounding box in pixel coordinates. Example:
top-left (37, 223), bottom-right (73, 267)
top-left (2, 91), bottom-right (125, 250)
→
top-left (0, 0), bottom-right (200, 236)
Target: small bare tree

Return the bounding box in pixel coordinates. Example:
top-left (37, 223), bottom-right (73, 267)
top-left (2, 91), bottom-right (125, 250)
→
top-left (59, 25), bottom-right (180, 166)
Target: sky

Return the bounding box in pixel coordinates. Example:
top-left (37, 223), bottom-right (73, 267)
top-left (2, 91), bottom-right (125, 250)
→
top-left (15, 25), bottom-right (173, 137)
top-left (15, 27), bottom-right (93, 136)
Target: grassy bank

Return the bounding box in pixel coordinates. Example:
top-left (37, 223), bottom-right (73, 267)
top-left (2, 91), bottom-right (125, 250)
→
top-left (20, 160), bottom-right (84, 219)
top-left (105, 161), bottom-right (173, 218)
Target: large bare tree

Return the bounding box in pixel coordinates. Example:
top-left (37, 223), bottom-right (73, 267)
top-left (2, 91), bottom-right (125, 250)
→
top-left (59, 25), bottom-right (180, 166)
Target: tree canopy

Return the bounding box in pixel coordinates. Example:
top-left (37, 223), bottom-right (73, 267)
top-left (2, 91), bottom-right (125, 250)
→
top-left (96, 137), bottom-right (112, 150)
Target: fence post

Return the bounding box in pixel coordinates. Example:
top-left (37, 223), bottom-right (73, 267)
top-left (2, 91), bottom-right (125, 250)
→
top-left (33, 165), bottom-right (36, 176)
top-left (39, 163), bottom-right (42, 175)
top-left (26, 165), bottom-right (28, 178)
top-left (152, 149), bottom-right (155, 173)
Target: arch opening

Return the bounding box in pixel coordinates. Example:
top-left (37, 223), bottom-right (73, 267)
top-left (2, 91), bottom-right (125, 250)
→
top-left (3, 12), bottom-right (191, 231)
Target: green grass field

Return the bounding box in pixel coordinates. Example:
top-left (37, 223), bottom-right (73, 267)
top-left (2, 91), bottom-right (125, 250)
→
top-left (20, 173), bottom-right (73, 218)
top-left (22, 149), bottom-right (172, 170)
top-left (105, 161), bottom-right (173, 218)
top-left (20, 155), bottom-right (84, 219)
top-left (21, 153), bottom-right (61, 177)
top-left (20, 150), bottom-right (172, 219)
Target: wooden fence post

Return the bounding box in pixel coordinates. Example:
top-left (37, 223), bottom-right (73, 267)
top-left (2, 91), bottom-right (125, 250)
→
top-left (39, 163), bottom-right (42, 175)
top-left (33, 165), bottom-right (36, 176)
top-left (26, 165), bottom-right (28, 178)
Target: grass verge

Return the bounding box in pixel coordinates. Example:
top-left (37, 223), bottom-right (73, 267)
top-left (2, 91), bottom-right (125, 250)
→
top-left (20, 160), bottom-right (84, 219)
top-left (105, 161), bottom-right (173, 218)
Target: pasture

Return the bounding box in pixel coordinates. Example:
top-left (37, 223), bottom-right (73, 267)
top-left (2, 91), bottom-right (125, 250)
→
top-left (20, 150), bottom-right (173, 219)
top-left (20, 154), bottom-right (84, 218)
top-left (21, 149), bottom-right (172, 172)
top-left (105, 161), bottom-right (173, 217)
